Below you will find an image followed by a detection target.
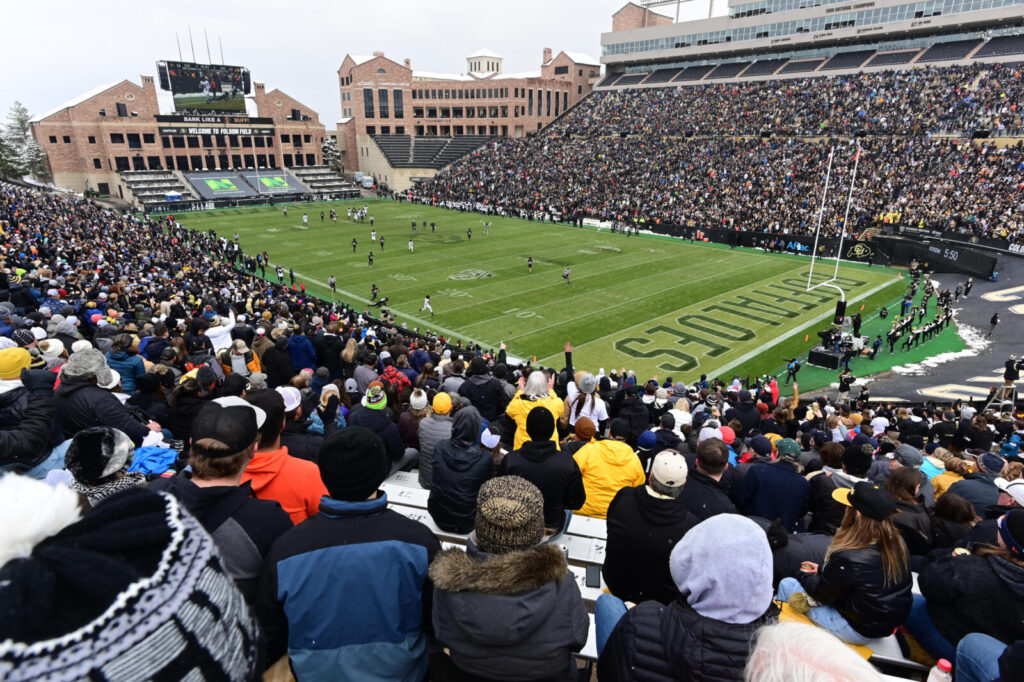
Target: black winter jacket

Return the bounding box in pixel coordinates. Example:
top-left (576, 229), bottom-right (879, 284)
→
top-left (597, 598), bottom-right (778, 682)
top-left (457, 374), bottom-right (510, 422)
top-left (892, 500), bottom-right (933, 556)
top-left (806, 471), bottom-right (846, 535)
top-left (428, 408), bottom-right (492, 534)
top-left (313, 333), bottom-right (343, 376)
top-left (604, 486), bottom-right (700, 604)
top-left (0, 382), bottom-right (57, 471)
top-left (280, 419), bottom-right (323, 462)
top-left (347, 404), bottom-right (405, 463)
top-left (679, 470), bottom-right (738, 521)
top-left (499, 439), bottom-right (586, 530)
top-left (724, 401), bottom-right (761, 438)
top-left (260, 347), bottom-right (294, 388)
top-left (919, 551), bottom-right (1024, 646)
top-left (54, 377), bottom-right (150, 446)
top-left (149, 475), bottom-right (292, 601)
top-left (798, 546), bottom-right (913, 638)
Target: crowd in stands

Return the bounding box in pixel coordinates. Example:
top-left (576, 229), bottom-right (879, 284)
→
top-left (569, 65), bottom-right (1024, 139)
top-left (416, 63), bottom-right (1024, 246)
top-left (3, 181), bottom-right (1024, 681)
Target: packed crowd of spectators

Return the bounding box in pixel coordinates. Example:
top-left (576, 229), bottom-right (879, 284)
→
top-left (569, 64), bottom-right (1024, 138)
top-left (2, 179), bottom-right (1024, 680)
top-left (416, 63), bottom-right (1024, 246)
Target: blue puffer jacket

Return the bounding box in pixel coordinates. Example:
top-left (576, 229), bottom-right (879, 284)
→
top-left (257, 493), bottom-right (442, 682)
top-left (105, 350), bottom-right (146, 394)
top-left (287, 335), bottom-right (317, 373)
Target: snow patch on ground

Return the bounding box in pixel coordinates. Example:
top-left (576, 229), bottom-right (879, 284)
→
top-left (890, 320), bottom-right (990, 376)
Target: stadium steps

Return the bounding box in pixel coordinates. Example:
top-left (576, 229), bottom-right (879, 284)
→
top-left (371, 134), bottom-right (494, 170)
top-left (672, 65), bottom-right (715, 81)
top-left (742, 59), bottom-right (788, 77)
top-left (614, 73), bottom-right (648, 86)
top-left (778, 58), bottom-right (825, 74)
top-left (120, 170), bottom-right (196, 206)
top-left (975, 34), bottom-right (1024, 58)
top-left (433, 136), bottom-right (494, 169)
top-left (706, 62), bottom-right (751, 79)
top-left (289, 165), bottom-right (358, 196)
top-left (642, 68), bottom-right (683, 84)
top-left (820, 50), bottom-right (875, 71)
top-left (866, 50), bottom-right (921, 67)
top-left (371, 134), bottom-right (413, 167)
top-left (917, 39), bottom-right (983, 62)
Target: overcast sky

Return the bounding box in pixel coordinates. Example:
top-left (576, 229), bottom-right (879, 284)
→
top-left (2, 0), bottom-right (727, 126)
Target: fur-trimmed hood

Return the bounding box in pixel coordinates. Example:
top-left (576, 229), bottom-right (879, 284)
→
top-left (429, 541), bottom-right (588, 679)
top-left (430, 542), bottom-right (568, 595)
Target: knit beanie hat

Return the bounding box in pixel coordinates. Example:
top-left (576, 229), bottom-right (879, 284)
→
top-left (60, 348), bottom-right (107, 380)
top-left (432, 392), bottom-right (452, 415)
top-left (65, 426), bottom-right (135, 486)
top-left (0, 348), bottom-right (32, 380)
top-left (998, 510), bottom-right (1024, 559)
top-left (469, 356), bottom-right (488, 376)
top-left (474, 476), bottom-right (545, 554)
top-left (574, 417), bottom-right (597, 441)
top-left (11, 329), bottom-right (35, 348)
top-left (0, 479), bottom-right (260, 681)
top-left (318, 427), bottom-right (390, 501)
top-left (578, 373), bottom-right (597, 394)
top-left (409, 388), bottom-right (428, 410)
top-left (526, 407), bottom-right (555, 442)
top-left (363, 381), bottom-right (387, 410)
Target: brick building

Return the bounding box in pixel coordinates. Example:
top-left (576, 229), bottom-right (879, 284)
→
top-left (336, 48), bottom-right (601, 181)
top-left (29, 72), bottom-right (326, 199)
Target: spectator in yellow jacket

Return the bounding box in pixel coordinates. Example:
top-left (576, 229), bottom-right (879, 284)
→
top-left (573, 419), bottom-right (646, 519)
top-left (506, 370), bottom-right (564, 451)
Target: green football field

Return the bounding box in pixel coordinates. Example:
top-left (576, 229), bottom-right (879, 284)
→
top-left (171, 199), bottom-right (903, 385)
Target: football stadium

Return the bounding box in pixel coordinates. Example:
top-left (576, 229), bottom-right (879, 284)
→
top-left (2, 0), bottom-right (1024, 680)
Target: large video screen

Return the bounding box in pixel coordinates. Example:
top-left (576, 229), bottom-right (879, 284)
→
top-left (158, 60), bottom-right (250, 113)
top-left (238, 170), bottom-right (308, 196)
top-left (184, 172), bottom-right (256, 200)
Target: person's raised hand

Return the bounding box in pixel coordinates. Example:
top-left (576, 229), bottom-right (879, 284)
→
top-left (564, 341), bottom-right (573, 353)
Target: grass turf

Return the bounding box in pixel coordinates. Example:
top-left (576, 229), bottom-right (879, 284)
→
top-left (167, 199), bottom-right (901, 385)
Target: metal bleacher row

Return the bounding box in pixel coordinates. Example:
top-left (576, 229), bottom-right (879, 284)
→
top-left (597, 34), bottom-right (1024, 88)
top-left (120, 170), bottom-right (197, 204)
top-left (371, 134), bottom-right (494, 169)
top-left (383, 468), bottom-right (929, 679)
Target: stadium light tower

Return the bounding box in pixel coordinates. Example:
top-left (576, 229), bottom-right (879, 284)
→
top-left (640, 0), bottom-right (713, 21)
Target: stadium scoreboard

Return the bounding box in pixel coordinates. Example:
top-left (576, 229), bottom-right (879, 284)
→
top-left (157, 60), bottom-right (251, 114)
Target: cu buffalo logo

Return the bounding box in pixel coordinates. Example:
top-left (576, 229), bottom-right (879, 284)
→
top-left (847, 243), bottom-right (873, 259)
top-left (449, 269), bottom-right (495, 280)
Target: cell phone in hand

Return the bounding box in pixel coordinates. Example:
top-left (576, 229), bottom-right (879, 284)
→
top-left (585, 564), bottom-right (601, 588)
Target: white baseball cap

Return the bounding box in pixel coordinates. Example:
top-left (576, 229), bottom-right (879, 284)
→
top-left (650, 451), bottom-right (688, 488)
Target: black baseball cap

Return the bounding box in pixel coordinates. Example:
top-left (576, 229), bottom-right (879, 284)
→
top-left (190, 397), bottom-right (267, 457)
top-left (832, 481), bottom-right (897, 521)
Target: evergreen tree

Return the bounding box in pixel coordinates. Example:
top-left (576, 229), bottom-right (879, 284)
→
top-left (321, 136), bottom-right (342, 171)
top-left (0, 134), bottom-right (24, 179)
